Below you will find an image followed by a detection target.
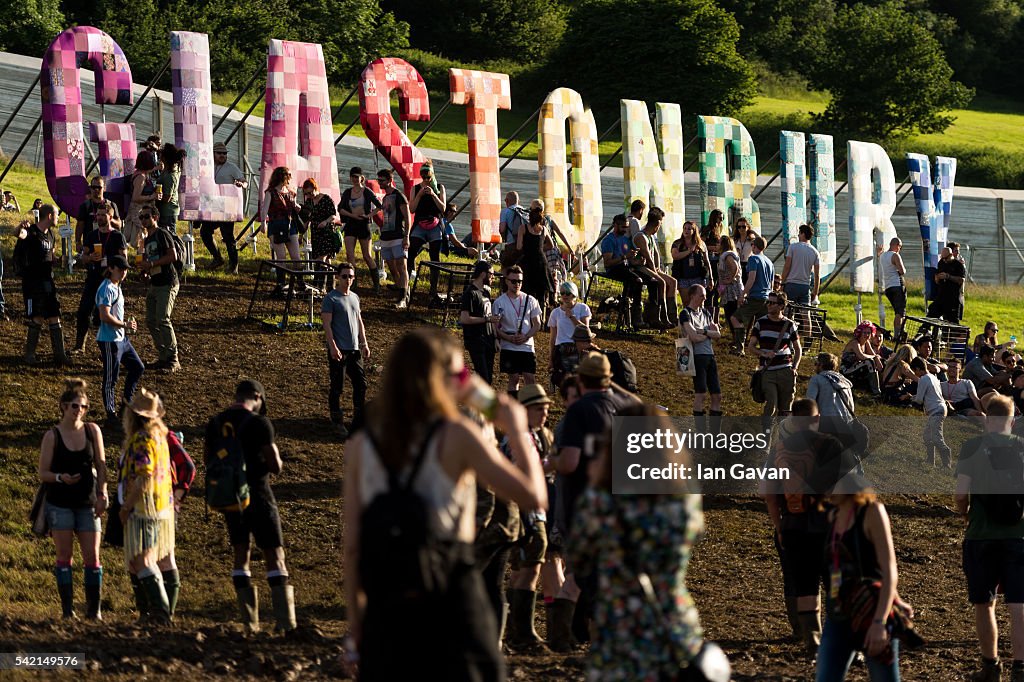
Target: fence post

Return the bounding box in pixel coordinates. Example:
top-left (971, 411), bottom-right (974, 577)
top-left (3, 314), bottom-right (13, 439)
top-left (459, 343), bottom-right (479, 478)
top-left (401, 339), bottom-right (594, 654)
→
top-left (998, 197), bottom-right (1007, 285)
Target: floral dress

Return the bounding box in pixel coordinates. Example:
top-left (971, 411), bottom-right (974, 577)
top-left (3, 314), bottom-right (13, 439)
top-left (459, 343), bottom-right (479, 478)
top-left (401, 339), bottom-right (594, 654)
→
top-left (301, 194), bottom-right (339, 259)
top-left (571, 490), bottom-right (705, 681)
top-left (118, 430), bottom-right (175, 563)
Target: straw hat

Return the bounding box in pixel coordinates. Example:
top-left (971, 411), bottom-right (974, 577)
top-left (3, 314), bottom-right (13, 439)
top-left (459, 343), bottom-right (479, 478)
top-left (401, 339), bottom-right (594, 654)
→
top-left (572, 325), bottom-right (596, 342)
top-left (519, 384), bottom-right (552, 407)
top-left (129, 387), bottom-right (165, 419)
top-left (577, 352), bottom-right (611, 378)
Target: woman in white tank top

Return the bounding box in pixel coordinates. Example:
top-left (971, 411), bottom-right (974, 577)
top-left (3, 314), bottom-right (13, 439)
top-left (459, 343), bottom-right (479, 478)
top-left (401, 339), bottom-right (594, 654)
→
top-left (343, 328), bottom-right (546, 681)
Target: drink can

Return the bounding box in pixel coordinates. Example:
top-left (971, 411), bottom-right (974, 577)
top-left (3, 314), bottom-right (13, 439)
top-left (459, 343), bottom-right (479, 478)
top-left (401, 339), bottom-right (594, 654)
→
top-left (31, 209), bottom-right (39, 223)
top-left (464, 374), bottom-right (498, 420)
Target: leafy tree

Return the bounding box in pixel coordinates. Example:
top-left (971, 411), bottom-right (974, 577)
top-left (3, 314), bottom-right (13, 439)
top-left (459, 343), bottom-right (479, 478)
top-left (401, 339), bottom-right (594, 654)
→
top-left (718, 0), bottom-right (835, 77)
top-left (544, 0), bottom-right (756, 119)
top-left (96, 0), bottom-right (407, 91)
top-left (808, 1), bottom-right (973, 140)
top-left (382, 0), bottom-right (566, 64)
top-left (4, 0), bottom-right (66, 57)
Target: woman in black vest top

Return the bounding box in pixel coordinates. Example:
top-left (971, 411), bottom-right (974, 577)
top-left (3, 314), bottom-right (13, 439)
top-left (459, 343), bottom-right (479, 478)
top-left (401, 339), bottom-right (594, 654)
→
top-left (37, 378), bottom-right (108, 619)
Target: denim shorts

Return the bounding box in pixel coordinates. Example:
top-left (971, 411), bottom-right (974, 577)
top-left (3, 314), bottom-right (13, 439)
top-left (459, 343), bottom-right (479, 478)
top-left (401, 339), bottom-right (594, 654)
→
top-left (380, 243), bottom-right (408, 261)
top-left (783, 282), bottom-right (811, 304)
top-left (46, 502), bottom-right (101, 532)
top-left (268, 218), bottom-right (297, 245)
top-left (410, 225), bottom-right (443, 242)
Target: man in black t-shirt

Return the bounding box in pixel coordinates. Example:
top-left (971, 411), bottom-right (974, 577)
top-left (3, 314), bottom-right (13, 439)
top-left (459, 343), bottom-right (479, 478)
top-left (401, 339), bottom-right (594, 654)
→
top-left (74, 176), bottom-right (122, 249)
top-left (760, 399), bottom-right (851, 657)
top-left (139, 207), bottom-right (180, 371)
top-left (548, 352), bottom-right (635, 651)
top-left (927, 244), bottom-right (966, 323)
top-left (205, 380), bottom-right (296, 634)
top-left (459, 260), bottom-right (501, 384)
top-left (73, 201), bottom-right (127, 353)
top-left (18, 203), bottom-right (70, 365)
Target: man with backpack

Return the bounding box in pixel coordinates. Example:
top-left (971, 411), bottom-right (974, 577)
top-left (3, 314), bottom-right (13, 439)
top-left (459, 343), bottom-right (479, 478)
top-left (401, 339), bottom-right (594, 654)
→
top-left (955, 395), bottom-right (1024, 682)
top-left (548, 353), bottom-right (637, 651)
top-left (499, 191), bottom-right (527, 247)
top-left (15, 203), bottom-right (71, 365)
top-left (139, 205), bottom-right (181, 372)
top-left (760, 399), bottom-right (849, 657)
top-left (205, 379), bottom-right (296, 634)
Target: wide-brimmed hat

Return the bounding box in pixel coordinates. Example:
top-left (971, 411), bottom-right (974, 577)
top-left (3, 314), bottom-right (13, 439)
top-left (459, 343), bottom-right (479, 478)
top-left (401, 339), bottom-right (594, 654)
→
top-left (519, 384), bottom-right (552, 407)
top-left (129, 387), bottom-right (165, 419)
top-left (572, 325), bottom-right (596, 342)
top-left (577, 352), bottom-right (611, 379)
top-left (213, 142), bottom-right (228, 152)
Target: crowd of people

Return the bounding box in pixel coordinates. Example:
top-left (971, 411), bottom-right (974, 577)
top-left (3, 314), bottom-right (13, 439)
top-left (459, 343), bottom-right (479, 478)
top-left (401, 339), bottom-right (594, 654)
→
top-left (11, 147), bottom-right (1024, 682)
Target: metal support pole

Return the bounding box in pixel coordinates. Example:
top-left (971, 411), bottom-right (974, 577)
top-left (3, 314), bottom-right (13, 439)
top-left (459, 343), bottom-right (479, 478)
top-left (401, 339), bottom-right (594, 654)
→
top-left (998, 198), bottom-right (1007, 285)
top-left (0, 115), bottom-right (42, 186)
top-left (0, 72), bottom-right (41, 140)
top-left (330, 84), bottom-right (360, 122)
top-left (820, 245), bottom-right (851, 292)
top-left (412, 99), bottom-right (452, 145)
top-left (213, 65), bottom-right (264, 134)
top-left (224, 90), bottom-right (265, 146)
top-left (497, 104), bottom-right (544, 156)
top-left (334, 116), bottom-right (361, 146)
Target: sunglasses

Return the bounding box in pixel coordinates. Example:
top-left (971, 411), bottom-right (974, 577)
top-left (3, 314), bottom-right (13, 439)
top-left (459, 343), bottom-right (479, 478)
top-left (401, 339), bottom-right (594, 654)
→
top-left (68, 402), bottom-right (89, 411)
top-left (507, 279), bottom-right (523, 284)
top-left (767, 299), bottom-right (783, 305)
top-left (338, 274), bottom-right (354, 280)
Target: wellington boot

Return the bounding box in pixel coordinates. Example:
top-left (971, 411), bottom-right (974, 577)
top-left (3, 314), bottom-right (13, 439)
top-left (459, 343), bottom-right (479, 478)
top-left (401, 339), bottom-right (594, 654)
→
top-left (234, 585), bottom-right (260, 633)
top-left (84, 567), bottom-right (103, 620)
top-left (49, 322), bottom-right (72, 366)
top-left (55, 566), bottom-right (75, 619)
top-left (508, 589), bottom-right (545, 651)
top-left (130, 574), bottom-right (149, 622)
top-left (24, 322), bottom-right (41, 364)
top-left (970, 660), bottom-right (1002, 682)
top-left (161, 569), bottom-right (180, 618)
top-left (546, 598), bottom-right (577, 653)
top-left (797, 611), bottom-right (821, 657)
top-left (784, 596), bottom-right (801, 640)
top-left (140, 573), bottom-right (171, 624)
top-left (270, 584), bottom-right (297, 633)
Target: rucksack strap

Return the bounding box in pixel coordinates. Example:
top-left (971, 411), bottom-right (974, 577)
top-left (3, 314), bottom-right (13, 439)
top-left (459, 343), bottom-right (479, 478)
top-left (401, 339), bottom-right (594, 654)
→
top-left (365, 419), bottom-right (445, 493)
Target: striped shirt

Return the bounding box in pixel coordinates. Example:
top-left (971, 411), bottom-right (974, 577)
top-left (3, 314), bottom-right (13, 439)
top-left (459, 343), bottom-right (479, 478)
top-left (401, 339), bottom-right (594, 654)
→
top-left (751, 315), bottom-right (799, 370)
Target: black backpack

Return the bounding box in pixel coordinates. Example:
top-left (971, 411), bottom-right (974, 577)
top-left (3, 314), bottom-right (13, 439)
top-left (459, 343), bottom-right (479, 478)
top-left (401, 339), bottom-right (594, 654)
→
top-left (12, 235), bottom-right (30, 277)
top-left (979, 439), bottom-right (1024, 525)
top-left (205, 412), bottom-right (253, 512)
top-left (160, 227), bottom-right (185, 276)
top-left (359, 421), bottom-right (451, 602)
top-left (605, 350), bottom-right (639, 393)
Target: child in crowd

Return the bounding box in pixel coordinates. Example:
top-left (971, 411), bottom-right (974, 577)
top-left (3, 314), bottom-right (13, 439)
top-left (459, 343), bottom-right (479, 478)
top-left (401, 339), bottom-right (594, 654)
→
top-left (911, 356), bottom-right (951, 467)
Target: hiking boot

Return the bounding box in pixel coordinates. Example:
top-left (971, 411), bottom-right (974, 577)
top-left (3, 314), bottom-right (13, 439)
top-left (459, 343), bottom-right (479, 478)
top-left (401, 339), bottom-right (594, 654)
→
top-left (970, 660), bottom-right (1002, 682)
top-left (163, 359), bottom-right (182, 373)
top-left (147, 359), bottom-right (168, 371)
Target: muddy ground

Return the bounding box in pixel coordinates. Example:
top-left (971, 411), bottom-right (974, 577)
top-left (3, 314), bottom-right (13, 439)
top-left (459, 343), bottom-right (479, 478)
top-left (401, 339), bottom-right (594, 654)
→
top-left (0, 266), bottom-right (1003, 680)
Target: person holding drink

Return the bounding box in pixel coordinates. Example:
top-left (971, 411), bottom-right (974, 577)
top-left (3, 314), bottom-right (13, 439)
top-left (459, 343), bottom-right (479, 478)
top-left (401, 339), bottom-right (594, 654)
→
top-left (95, 255), bottom-right (143, 430)
top-left (73, 201), bottom-right (127, 354)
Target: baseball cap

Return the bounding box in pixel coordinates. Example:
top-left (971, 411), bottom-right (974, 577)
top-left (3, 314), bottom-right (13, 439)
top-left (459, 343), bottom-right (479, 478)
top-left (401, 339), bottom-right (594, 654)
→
top-left (107, 254), bottom-right (129, 271)
top-left (518, 384), bottom-right (552, 408)
top-left (577, 352), bottom-right (611, 379)
top-left (235, 378), bottom-right (266, 399)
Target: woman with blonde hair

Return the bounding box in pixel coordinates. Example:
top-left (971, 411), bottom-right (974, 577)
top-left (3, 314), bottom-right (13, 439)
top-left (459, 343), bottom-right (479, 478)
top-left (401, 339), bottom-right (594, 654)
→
top-left (881, 344), bottom-right (918, 406)
top-left (344, 328), bottom-right (546, 680)
top-left (117, 387), bottom-right (175, 623)
top-left (38, 378), bottom-right (108, 619)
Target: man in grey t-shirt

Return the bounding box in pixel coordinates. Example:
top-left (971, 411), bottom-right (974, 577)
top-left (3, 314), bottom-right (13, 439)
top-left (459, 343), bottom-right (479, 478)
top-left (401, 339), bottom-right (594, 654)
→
top-left (780, 223), bottom-right (821, 305)
top-left (320, 262), bottom-right (369, 439)
top-left (199, 141), bottom-right (249, 274)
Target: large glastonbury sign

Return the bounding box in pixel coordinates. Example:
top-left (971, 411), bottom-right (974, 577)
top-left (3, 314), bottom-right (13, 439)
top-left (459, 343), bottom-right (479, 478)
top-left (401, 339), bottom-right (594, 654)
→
top-left (39, 27), bottom-right (956, 292)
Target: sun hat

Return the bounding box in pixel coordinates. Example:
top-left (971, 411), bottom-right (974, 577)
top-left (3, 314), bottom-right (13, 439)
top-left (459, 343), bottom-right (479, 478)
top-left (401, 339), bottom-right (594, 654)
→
top-left (129, 387), bottom-right (165, 419)
top-left (577, 352), bottom-right (611, 379)
top-left (519, 384), bottom-right (552, 407)
top-left (572, 325), bottom-right (596, 342)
